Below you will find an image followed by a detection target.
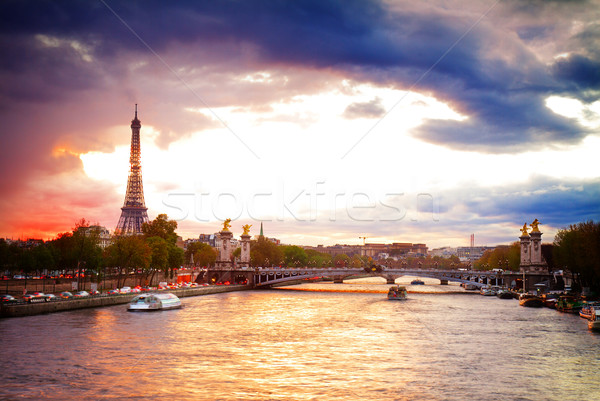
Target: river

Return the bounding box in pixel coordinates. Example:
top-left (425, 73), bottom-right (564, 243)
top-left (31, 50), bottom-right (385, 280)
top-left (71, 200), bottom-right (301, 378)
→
top-left (1, 278), bottom-right (599, 400)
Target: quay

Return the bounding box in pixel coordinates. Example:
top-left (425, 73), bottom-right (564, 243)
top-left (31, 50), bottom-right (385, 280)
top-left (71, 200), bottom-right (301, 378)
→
top-left (0, 285), bottom-right (249, 318)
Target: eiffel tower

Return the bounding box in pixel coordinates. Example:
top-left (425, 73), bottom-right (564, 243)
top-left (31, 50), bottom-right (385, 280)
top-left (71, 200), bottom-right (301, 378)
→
top-left (115, 104), bottom-right (149, 235)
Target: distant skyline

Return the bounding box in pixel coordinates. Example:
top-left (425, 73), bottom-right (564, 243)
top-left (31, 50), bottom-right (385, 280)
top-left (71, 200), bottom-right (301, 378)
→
top-left (1, 0), bottom-right (599, 248)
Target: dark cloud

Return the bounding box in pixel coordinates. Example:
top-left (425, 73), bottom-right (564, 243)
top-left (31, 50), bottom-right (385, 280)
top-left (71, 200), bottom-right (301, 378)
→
top-left (343, 97), bottom-right (385, 119)
top-left (460, 177), bottom-right (600, 229)
top-left (1, 0), bottom-right (599, 154)
top-left (551, 53), bottom-right (600, 91)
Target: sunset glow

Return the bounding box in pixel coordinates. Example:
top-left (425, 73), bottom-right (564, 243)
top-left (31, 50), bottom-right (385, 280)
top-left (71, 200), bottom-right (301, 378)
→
top-left (1, 0), bottom-right (599, 247)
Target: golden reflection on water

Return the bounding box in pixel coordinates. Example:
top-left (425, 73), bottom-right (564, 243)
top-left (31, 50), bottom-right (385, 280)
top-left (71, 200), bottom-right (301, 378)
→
top-left (1, 284), bottom-right (599, 400)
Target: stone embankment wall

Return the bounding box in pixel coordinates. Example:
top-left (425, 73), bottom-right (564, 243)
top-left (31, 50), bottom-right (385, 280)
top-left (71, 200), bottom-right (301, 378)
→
top-left (1, 273), bottom-right (188, 296)
top-left (0, 285), bottom-right (248, 318)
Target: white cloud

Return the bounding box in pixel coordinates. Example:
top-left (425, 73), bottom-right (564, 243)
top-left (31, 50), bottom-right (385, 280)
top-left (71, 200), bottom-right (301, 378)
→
top-left (79, 81), bottom-right (600, 246)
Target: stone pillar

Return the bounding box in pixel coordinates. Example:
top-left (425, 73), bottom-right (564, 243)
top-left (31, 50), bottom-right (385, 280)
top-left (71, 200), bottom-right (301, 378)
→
top-left (519, 234), bottom-right (531, 273)
top-left (240, 234), bottom-right (251, 268)
top-left (529, 231), bottom-right (542, 265)
top-left (217, 230), bottom-right (233, 268)
top-left (529, 230), bottom-right (545, 272)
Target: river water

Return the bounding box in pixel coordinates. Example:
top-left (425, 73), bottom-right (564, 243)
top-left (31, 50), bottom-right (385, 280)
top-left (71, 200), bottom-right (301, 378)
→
top-left (1, 278), bottom-right (599, 400)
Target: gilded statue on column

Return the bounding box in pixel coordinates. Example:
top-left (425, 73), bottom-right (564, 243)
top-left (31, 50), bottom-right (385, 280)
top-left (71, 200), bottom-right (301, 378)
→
top-left (520, 223), bottom-right (529, 237)
top-left (242, 224), bottom-right (252, 236)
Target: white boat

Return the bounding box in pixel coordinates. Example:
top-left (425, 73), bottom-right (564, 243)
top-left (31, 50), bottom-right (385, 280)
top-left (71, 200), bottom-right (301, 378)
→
top-left (128, 293), bottom-right (182, 311)
top-left (480, 286), bottom-right (494, 296)
top-left (588, 309), bottom-right (600, 332)
top-left (387, 285), bottom-right (407, 301)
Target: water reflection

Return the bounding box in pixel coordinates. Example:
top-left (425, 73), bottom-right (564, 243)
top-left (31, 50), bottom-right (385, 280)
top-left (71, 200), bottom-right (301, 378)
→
top-left (1, 286), bottom-right (599, 400)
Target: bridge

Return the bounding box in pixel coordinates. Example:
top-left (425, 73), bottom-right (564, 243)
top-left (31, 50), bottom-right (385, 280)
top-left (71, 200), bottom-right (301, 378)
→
top-left (198, 267), bottom-right (549, 289)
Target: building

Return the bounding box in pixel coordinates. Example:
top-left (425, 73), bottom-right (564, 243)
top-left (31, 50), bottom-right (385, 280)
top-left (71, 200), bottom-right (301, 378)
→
top-left (79, 225), bottom-right (112, 249)
top-left (428, 247), bottom-right (458, 258)
top-left (456, 246), bottom-right (496, 263)
top-left (303, 244), bottom-right (362, 257)
top-left (361, 243), bottom-right (428, 259)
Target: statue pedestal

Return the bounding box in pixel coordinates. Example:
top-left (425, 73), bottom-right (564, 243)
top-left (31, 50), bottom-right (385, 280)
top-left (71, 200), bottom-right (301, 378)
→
top-left (520, 231), bottom-right (546, 273)
top-left (240, 234), bottom-right (251, 268)
top-left (519, 234), bottom-right (531, 272)
top-left (216, 230), bottom-right (233, 268)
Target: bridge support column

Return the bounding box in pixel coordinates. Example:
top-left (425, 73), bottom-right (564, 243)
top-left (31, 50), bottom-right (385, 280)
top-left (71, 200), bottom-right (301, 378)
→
top-left (386, 277), bottom-right (396, 284)
top-left (440, 280), bottom-right (448, 285)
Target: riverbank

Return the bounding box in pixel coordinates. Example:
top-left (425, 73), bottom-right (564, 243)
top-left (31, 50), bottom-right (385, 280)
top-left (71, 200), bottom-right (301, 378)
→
top-left (0, 285), bottom-right (250, 318)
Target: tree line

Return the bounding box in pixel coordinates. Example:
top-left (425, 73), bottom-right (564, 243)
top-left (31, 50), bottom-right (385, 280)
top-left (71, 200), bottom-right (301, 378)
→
top-left (4, 217), bottom-right (598, 291)
top-left (0, 214), bottom-right (184, 288)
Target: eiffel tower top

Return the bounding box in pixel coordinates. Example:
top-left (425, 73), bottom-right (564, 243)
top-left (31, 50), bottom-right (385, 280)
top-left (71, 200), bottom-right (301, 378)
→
top-left (131, 103), bottom-right (141, 128)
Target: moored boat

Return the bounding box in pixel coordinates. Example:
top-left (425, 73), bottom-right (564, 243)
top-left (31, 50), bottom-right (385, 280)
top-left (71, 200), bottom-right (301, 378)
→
top-left (556, 295), bottom-right (583, 313)
top-left (128, 293), bottom-right (182, 311)
top-left (480, 286), bottom-right (494, 296)
top-left (519, 293), bottom-right (544, 307)
top-left (496, 289), bottom-right (513, 299)
top-left (588, 309), bottom-right (600, 332)
top-left (387, 285), bottom-right (407, 301)
top-left (541, 293), bottom-right (559, 309)
top-left (579, 302), bottom-right (600, 320)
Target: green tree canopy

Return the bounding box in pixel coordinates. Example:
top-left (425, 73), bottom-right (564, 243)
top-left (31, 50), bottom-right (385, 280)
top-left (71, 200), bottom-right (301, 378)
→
top-left (105, 235), bottom-right (151, 271)
top-left (142, 214), bottom-right (178, 244)
top-left (473, 243), bottom-right (520, 271)
top-left (146, 236), bottom-right (169, 271)
top-left (554, 220), bottom-right (600, 292)
top-left (250, 236), bottom-right (282, 267)
top-left (305, 249), bottom-right (332, 267)
top-left (186, 242), bottom-right (217, 267)
top-left (282, 245), bottom-right (308, 267)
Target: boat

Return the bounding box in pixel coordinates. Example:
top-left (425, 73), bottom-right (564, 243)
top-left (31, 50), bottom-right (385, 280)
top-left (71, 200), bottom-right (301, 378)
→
top-left (387, 285), bottom-right (407, 301)
top-left (556, 295), bottom-right (583, 313)
top-left (541, 293), bottom-right (559, 309)
top-left (410, 279), bottom-right (424, 285)
top-left (496, 289), bottom-right (513, 299)
top-left (588, 309), bottom-right (600, 332)
top-left (519, 293), bottom-right (544, 307)
top-left (128, 293), bottom-right (182, 311)
top-left (579, 302), bottom-right (600, 320)
top-left (480, 286), bottom-right (494, 296)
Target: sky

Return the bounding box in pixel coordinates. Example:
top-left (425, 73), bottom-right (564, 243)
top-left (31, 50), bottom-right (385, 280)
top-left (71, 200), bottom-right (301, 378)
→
top-left (1, 0), bottom-right (599, 249)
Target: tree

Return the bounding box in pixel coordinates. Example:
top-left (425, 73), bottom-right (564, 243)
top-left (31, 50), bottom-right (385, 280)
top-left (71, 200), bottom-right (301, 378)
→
top-left (146, 236), bottom-right (168, 285)
top-left (282, 245), bottom-right (308, 267)
top-left (305, 249), bottom-right (331, 267)
top-left (250, 236), bottom-right (282, 267)
top-left (185, 242), bottom-right (217, 268)
top-left (554, 220), bottom-right (600, 292)
top-left (71, 219), bottom-right (103, 288)
top-left (350, 254), bottom-right (364, 268)
top-left (167, 243), bottom-right (184, 279)
top-left (333, 253), bottom-right (349, 268)
top-left (473, 243), bottom-right (520, 271)
top-left (142, 214), bottom-right (178, 244)
top-left (141, 214), bottom-right (184, 280)
top-left (105, 235), bottom-right (151, 288)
